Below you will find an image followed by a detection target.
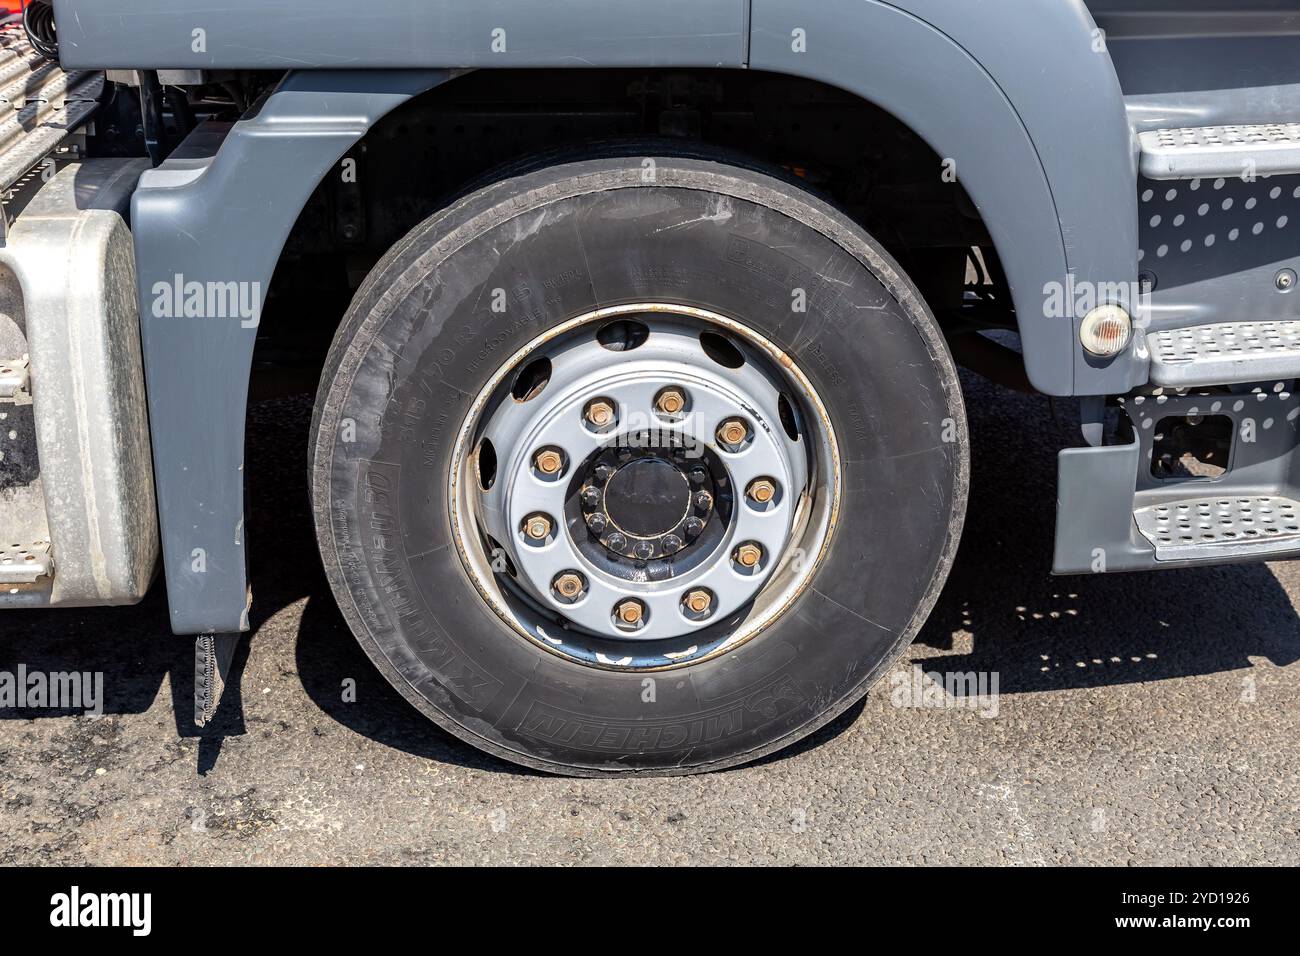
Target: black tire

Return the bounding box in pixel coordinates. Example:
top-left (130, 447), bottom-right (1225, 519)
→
top-left (310, 149), bottom-right (968, 776)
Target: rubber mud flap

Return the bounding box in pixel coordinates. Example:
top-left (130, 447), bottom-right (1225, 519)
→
top-left (310, 149), bottom-right (968, 775)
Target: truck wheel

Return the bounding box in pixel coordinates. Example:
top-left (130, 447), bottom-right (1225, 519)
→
top-left (310, 151), bottom-right (968, 775)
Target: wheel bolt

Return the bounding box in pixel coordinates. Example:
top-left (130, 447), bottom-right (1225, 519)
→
top-left (718, 418), bottom-right (749, 447)
top-left (655, 387), bottom-right (687, 416)
top-left (616, 599), bottom-right (645, 627)
top-left (580, 485), bottom-right (601, 507)
top-left (735, 542), bottom-right (763, 568)
top-left (688, 465), bottom-right (708, 484)
top-left (747, 478), bottom-right (777, 504)
top-left (694, 490), bottom-right (713, 511)
top-left (607, 532), bottom-right (627, 551)
top-left (684, 517), bottom-right (705, 536)
top-left (553, 573), bottom-right (584, 600)
top-left (593, 463), bottom-right (613, 482)
top-left (585, 400), bottom-right (616, 428)
top-left (684, 590), bottom-right (712, 615)
top-left (524, 514), bottom-right (553, 540)
top-left (535, 449), bottom-right (564, 475)
top-left (663, 534), bottom-right (683, 554)
top-left (587, 513), bottom-right (607, 533)
top-left (633, 540), bottom-right (654, 560)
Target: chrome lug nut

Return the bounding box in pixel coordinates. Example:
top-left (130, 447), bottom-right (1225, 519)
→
top-left (553, 573), bottom-right (584, 601)
top-left (585, 399), bottom-right (616, 429)
top-left (633, 540), bottom-right (654, 560)
top-left (615, 599), bottom-right (645, 627)
top-left (606, 532), bottom-right (627, 551)
top-left (662, 534), bottom-right (683, 554)
top-left (717, 418), bottom-right (749, 448)
top-left (534, 448), bottom-right (564, 475)
top-left (694, 490), bottom-right (713, 511)
top-left (735, 542), bottom-right (763, 568)
top-left (747, 478), bottom-right (777, 504)
top-left (580, 485), bottom-right (601, 507)
top-left (684, 589), bottom-right (712, 615)
top-left (684, 517), bottom-right (705, 536)
top-left (524, 514), bottom-right (553, 540)
top-left (587, 513), bottom-right (607, 533)
top-left (655, 387), bottom-right (687, 416)
top-left (688, 465), bottom-right (708, 484)
top-left (593, 463), bottom-right (613, 482)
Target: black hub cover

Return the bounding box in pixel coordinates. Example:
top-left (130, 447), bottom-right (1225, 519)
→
top-left (604, 458), bottom-right (689, 537)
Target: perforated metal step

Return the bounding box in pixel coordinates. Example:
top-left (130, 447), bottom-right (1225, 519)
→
top-left (1135, 495), bottom-right (1300, 561)
top-left (0, 540), bottom-right (52, 585)
top-left (1138, 123), bottom-right (1300, 179)
top-left (1148, 321), bottom-right (1300, 387)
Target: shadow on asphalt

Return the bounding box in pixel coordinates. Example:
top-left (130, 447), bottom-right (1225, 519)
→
top-left (3, 373), bottom-right (1297, 774)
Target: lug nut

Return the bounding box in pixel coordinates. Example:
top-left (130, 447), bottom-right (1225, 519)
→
top-left (615, 599), bottom-right (645, 627)
top-left (593, 463), bottom-right (613, 482)
top-left (606, 532), bottom-right (627, 551)
top-left (684, 517), bottom-right (705, 536)
top-left (655, 387), bottom-right (687, 416)
top-left (694, 490), bottom-right (713, 511)
top-left (587, 513), bottom-right (607, 533)
top-left (633, 541), bottom-right (654, 560)
top-left (580, 485), bottom-right (601, 507)
top-left (585, 400), bottom-right (616, 429)
top-left (524, 514), bottom-right (553, 540)
top-left (735, 542), bottom-right (763, 568)
top-left (688, 465), bottom-right (707, 484)
top-left (535, 449), bottom-right (564, 475)
top-left (662, 534), bottom-right (683, 554)
top-left (747, 478), bottom-right (777, 504)
top-left (553, 573), bottom-right (584, 600)
top-left (684, 590), bottom-right (712, 615)
top-left (718, 418), bottom-right (749, 447)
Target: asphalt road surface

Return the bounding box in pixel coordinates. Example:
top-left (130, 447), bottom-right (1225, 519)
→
top-left (3, 374), bottom-right (1298, 865)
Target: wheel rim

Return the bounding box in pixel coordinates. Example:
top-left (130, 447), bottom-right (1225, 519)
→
top-left (450, 303), bottom-right (841, 670)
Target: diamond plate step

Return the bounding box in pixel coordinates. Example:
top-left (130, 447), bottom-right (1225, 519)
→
top-left (1135, 495), bottom-right (1300, 561)
top-left (1148, 321), bottom-right (1300, 387)
top-left (0, 540), bottom-right (52, 585)
top-left (1138, 123), bottom-right (1300, 179)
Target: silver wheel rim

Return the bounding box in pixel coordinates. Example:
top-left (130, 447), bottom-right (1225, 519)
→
top-left (450, 303), bottom-right (840, 670)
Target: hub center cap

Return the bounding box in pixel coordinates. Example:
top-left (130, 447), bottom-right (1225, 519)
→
top-left (604, 458), bottom-right (689, 537)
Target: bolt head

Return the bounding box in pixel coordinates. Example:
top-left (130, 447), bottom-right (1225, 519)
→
top-left (606, 532), bottom-right (627, 551)
top-left (685, 590), bottom-right (712, 614)
top-left (525, 515), bottom-right (552, 540)
top-left (662, 534), bottom-right (683, 554)
top-left (735, 543), bottom-right (763, 568)
top-left (694, 490), bottom-right (713, 511)
top-left (580, 485), bottom-right (601, 507)
top-left (684, 517), bottom-right (705, 536)
top-left (748, 479), bottom-right (777, 504)
top-left (587, 513), bottom-right (607, 533)
top-left (656, 388), bottom-right (686, 415)
top-left (616, 600), bottom-right (644, 626)
top-left (688, 465), bottom-right (708, 484)
top-left (633, 540), bottom-right (654, 560)
top-left (718, 418), bottom-right (749, 447)
top-left (593, 463), bottom-right (613, 482)
top-left (553, 573), bottom-right (584, 599)
top-left (585, 400), bottom-right (616, 428)
top-left (535, 449), bottom-right (564, 475)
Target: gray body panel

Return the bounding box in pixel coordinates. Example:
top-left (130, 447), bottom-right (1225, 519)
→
top-left (53, 0), bottom-right (749, 70)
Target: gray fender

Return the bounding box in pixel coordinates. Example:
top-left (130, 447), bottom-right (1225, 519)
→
top-left (134, 3), bottom-right (1137, 635)
top-left (751, 0), bottom-right (1140, 397)
top-left (133, 70), bottom-right (451, 635)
